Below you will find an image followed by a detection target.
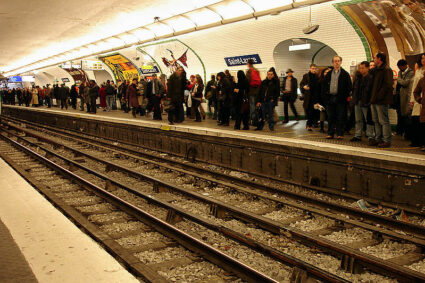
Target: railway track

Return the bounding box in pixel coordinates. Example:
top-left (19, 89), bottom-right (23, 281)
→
top-left (2, 123), bottom-right (359, 282)
top-left (1, 118), bottom-right (425, 281)
top-left (2, 115), bottom-right (424, 221)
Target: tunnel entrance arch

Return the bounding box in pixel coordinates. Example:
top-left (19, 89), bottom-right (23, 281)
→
top-left (273, 38), bottom-right (337, 78)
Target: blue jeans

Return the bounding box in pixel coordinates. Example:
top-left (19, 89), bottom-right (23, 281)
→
top-left (106, 95), bottom-right (114, 111)
top-left (371, 104), bottom-right (391, 143)
top-left (354, 103), bottom-right (375, 139)
top-left (257, 101), bottom-right (275, 130)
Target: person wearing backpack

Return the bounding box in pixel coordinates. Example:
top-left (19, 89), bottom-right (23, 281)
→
top-left (246, 59), bottom-right (261, 123)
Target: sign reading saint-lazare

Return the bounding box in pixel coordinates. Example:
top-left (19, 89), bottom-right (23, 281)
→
top-left (224, 54), bottom-right (262, 67)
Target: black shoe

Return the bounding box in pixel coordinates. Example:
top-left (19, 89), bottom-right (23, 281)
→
top-left (319, 128), bottom-right (325, 133)
top-left (234, 126), bottom-right (240, 130)
top-left (242, 127), bottom-right (249, 130)
top-left (254, 128), bottom-right (262, 131)
top-left (269, 128), bottom-right (274, 131)
top-left (378, 142), bottom-right (391, 148)
top-left (350, 137), bottom-right (361, 142)
top-left (195, 119), bottom-right (202, 122)
top-left (369, 139), bottom-right (379, 146)
top-left (282, 120), bottom-right (289, 124)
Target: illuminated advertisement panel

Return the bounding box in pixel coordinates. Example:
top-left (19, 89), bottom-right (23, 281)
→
top-left (98, 53), bottom-right (140, 81)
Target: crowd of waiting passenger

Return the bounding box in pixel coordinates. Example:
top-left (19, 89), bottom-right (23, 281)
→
top-left (2, 52), bottom-right (425, 151)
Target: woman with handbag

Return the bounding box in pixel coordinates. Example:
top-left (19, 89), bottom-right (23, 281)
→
top-left (234, 70), bottom-right (250, 130)
top-left (191, 74), bottom-right (204, 122)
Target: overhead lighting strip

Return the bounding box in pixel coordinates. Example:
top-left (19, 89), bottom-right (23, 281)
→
top-left (3, 0), bottom-right (331, 76)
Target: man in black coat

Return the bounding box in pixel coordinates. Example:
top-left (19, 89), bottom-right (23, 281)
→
top-left (323, 56), bottom-right (352, 139)
top-left (146, 74), bottom-right (165, 120)
top-left (300, 64), bottom-right (320, 131)
top-left (255, 69), bottom-right (280, 131)
top-left (89, 80), bottom-right (99, 114)
top-left (350, 61), bottom-right (374, 142)
top-left (59, 84), bottom-right (70, 110)
top-left (166, 67), bottom-right (185, 124)
top-left (105, 80), bottom-right (115, 111)
top-left (281, 68), bottom-right (299, 123)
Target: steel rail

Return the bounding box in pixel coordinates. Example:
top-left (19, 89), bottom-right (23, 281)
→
top-left (2, 127), bottom-right (425, 282)
top-left (0, 132), bottom-right (278, 283)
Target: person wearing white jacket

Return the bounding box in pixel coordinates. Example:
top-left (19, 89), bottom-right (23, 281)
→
top-left (30, 87), bottom-right (39, 107)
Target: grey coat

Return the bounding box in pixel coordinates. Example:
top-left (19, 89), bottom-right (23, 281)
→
top-left (397, 68), bottom-right (414, 117)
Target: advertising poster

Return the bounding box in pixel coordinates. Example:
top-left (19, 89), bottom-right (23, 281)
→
top-left (335, 0), bottom-right (425, 67)
top-left (98, 53), bottom-right (140, 82)
top-left (61, 68), bottom-right (89, 84)
top-left (137, 39), bottom-right (206, 82)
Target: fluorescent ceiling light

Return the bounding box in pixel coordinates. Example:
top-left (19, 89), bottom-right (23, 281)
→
top-left (118, 33), bottom-right (139, 45)
top-left (210, 0), bottom-right (254, 19)
top-left (95, 41), bottom-right (111, 53)
top-left (146, 22), bottom-right (174, 37)
top-left (132, 28), bottom-right (155, 41)
top-left (245, 0), bottom-right (293, 11)
top-left (105, 37), bottom-right (125, 49)
top-left (289, 43), bottom-right (311, 51)
top-left (185, 8), bottom-right (222, 26)
top-left (164, 16), bottom-right (196, 32)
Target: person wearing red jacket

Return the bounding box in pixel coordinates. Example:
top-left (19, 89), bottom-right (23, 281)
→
top-left (99, 83), bottom-right (107, 111)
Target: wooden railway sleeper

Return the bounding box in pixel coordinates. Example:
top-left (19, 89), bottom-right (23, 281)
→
top-left (153, 181), bottom-right (168, 193)
top-left (166, 209), bottom-right (183, 225)
top-left (289, 267), bottom-right (317, 283)
top-left (340, 254), bottom-right (364, 274)
top-left (210, 203), bottom-right (228, 219)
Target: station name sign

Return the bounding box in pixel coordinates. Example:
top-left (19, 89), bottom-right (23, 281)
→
top-left (224, 54), bottom-right (262, 67)
top-left (8, 76), bottom-right (22, 83)
top-left (140, 65), bottom-right (160, 74)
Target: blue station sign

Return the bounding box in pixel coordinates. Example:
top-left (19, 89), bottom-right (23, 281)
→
top-left (8, 76), bottom-right (22, 83)
top-left (140, 65), bottom-right (160, 75)
top-left (224, 54), bottom-right (262, 67)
